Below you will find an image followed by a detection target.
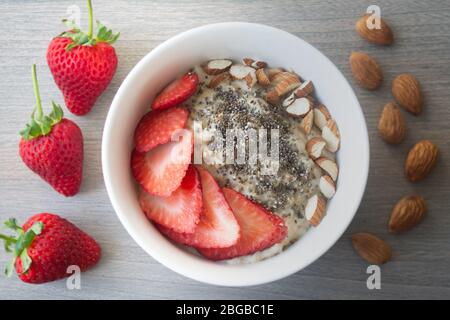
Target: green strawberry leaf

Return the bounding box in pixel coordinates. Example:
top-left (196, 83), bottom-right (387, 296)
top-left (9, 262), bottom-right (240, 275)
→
top-left (60, 1), bottom-right (120, 50)
top-left (3, 240), bottom-right (13, 253)
top-left (62, 19), bottom-right (81, 32)
top-left (4, 218), bottom-right (22, 233)
top-left (29, 222), bottom-right (43, 235)
top-left (49, 102), bottom-right (64, 124)
top-left (4, 259), bottom-right (15, 277)
top-left (20, 104), bottom-right (64, 140)
top-left (6, 221), bottom-right (44, 275)
top-left (14, 222), bottom-right (42, 258)
top-left (19, 249), bottom-right (32, 274)
top-left (0, 234), bottom-right (16, 253)
top-left (96, 20), bottom-right (120, 44)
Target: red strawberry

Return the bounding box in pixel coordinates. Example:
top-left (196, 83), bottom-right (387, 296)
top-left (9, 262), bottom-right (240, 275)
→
top-left (134, 106), bottom-right (189, 153)
top-left (151, 72), bottom-right (199, 110)
top-left (0, 213), bottom-right (100, 284)
top-left (131, 129), bottom-right (193, 196)
top-left (19, 65), bottom-right (83, 197)
top-left (198, 188), bottom-right (287, 260)
top-left (46, 1), bottom-right (119, 115)
top-left (158, 166), bottom-right (240, 249)
top-left (139, 165), bottom-right (202, 233)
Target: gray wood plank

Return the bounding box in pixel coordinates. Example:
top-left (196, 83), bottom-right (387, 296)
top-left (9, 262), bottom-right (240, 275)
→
top-left (0, 0), bottom-right (449, 299)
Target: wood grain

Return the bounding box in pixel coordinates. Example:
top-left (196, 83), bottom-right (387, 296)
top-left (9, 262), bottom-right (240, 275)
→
top-left (1, 0), bottom-right (450, 299)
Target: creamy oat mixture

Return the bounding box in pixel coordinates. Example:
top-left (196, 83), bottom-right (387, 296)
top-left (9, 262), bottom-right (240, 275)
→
top-left (185, 65), bottom-right (334, 263)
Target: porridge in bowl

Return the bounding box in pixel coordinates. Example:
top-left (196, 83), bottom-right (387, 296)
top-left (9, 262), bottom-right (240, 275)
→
top-left (130, 58), bottom-right (340, 263)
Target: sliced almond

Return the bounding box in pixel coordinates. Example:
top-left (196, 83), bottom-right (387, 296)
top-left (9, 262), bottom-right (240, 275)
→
top-left (244, 72), bottom-right (257, 88)
top-left (265, 88), bottom-right (280, 105)
top-left (286, 97), bottom-right (312, 117)
top-left (243, 58), bottom-right (254, 66)
top-left (273, 72), bottom-right (301, 96)
top-left (322, 119), bottom-right (340, 152)
top-left (251, 60), bottom-right (267, 69)
top-left (229, 64), bottom-right (254, 80)
top-left (207, 72), bottom-right (231, 88)
top-left (305, 194), bottom-right (327, 227)
top-left (294, 80), bottom-right (314, 98)
top-left (282, 92), bottom-right (296, 107)
top-left (313, 104), bottom-right (331, 130)
top-left (319, 175), bottom-right (336, 199)
top-left (243, 58), bottom-right (268, 69)
top-left (306, 137), bottom-right (326, 160)
top-left (300, 109), bottom-right (314, 135)
top-left (267, 68), bottom-right (285, 80)
top-left (255, 68), bottom-right (271, 86)
top-left (315, 157), bottom-right (338, 181)
top-left (203, 59), bottom-right (232, 75)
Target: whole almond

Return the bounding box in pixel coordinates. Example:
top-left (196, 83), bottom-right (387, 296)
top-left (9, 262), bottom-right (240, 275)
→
top-left (351, 232), bottom-right (392, 264)
top-left (392, 73), bottom-right (423, 115)
top-left (349, 51), bottom-right (383, 90)
top-left (355, 15), bottom-right (394, 45)
top-left (389, 195), bottom-right (427, 233)
top-left (378, 102), bottom-right (406, 144)
top-left (405, 140), bottom-right (439, 182)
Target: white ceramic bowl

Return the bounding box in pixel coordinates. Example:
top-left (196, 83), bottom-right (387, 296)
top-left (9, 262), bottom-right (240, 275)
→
top-left (102, 22), bottom-right (369, 286)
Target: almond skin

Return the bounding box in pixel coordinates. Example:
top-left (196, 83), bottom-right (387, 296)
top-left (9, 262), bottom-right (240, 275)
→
top-left (207, 72), bottom-right (231, 88)
top-left (392, 74), bottom-right (423, 115)
top-left (355, 15), bottom-right (394, 45)
top-left (349, 51), bottom-right (383, 90)
top-left (378, 102), bottom-right (406, 144)
top-left (405, 140), bottom-right (439, 182)
top-left (255, 68), bottom-right (271, 86)
top-left (272, 72), bottom-right (301, 97)
top-left (352, 232), bottom-right (392, 264)
top-left (389, 195), bottom-right (427, 233)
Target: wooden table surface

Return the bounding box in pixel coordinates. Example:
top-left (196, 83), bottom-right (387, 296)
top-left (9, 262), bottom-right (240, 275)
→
top-left (1, 0), bottom-right (449, 300)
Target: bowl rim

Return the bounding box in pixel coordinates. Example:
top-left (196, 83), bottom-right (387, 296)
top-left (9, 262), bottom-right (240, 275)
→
top-left (102, 22), bottom-right (370, 286)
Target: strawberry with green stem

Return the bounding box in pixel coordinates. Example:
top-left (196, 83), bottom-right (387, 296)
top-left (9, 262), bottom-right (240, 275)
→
top-left (47, 0), bottom-right (119, 115)
top-left (19, 65), bottom-right (83, 196)
top-left (0, 213), bottom-right (101, 284)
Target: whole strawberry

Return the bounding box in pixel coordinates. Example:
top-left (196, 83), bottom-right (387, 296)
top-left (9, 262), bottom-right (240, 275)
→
top-left (47, 0), bottom-right (119, 115)
top-left (19, 65), bottom-right (83, 196)
top-left (0, 213), bottom-right (101, 284)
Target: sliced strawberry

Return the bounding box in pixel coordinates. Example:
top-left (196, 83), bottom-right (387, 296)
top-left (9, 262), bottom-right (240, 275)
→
top-left (157, 166), bottom-right (240, 248)
top-left (134, 107), bottom-right (189, 153)
top-left (198, 188), bottom-right (287, 260)
top-left (131, 129), bottom-right (193, 196)
top-left (151, 72), bottom-right (199, 110)
top-left (139, 165), bottom-right (202, 233)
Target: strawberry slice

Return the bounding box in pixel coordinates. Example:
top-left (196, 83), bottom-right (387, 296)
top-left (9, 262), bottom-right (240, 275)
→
top-left (151, 72), bottom-right (199, 110)
top-left (131, 129), bottom-right (193, 196)
top-left (134, 107), bottom-right (189, 153)
top-left (139, 165), bottom-right (202, 233)
top-left (198, 188), bottom-right (287, 260)
top-left (157, 166), bottom-right (240, 248)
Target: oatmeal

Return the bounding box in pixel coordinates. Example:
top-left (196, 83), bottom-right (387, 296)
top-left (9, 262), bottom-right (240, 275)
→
top-left (184, 63), bottom-right (336, 263)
